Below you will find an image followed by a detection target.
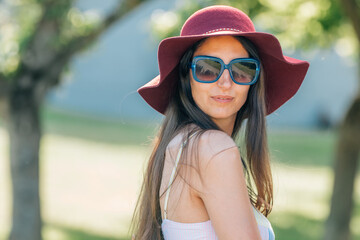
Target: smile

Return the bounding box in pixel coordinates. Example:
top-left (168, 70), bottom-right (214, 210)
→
top-left (211, 95), bottom-right (234, 103)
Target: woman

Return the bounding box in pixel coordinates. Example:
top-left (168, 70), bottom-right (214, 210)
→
top-left (131, 5), bottom-right (309, 240)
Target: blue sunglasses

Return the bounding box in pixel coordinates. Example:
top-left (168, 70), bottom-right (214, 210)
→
top-left (190, 55), bottom-right (260, 85)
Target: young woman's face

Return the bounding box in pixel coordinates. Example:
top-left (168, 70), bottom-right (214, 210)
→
top-left (190, 35), bottom-right (251, 130)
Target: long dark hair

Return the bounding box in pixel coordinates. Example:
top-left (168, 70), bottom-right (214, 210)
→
top-left (130, 36), bottom-right (273, 240)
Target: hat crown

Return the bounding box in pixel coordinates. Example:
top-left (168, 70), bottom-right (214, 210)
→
top-left (180, 5), bottom-right (256, 36)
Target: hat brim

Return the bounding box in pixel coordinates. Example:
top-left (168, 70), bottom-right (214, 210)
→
top-left (138, 32), bottom-right (309, 115)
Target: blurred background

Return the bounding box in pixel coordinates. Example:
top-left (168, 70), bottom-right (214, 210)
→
top-left (0, 0), bottom-right (359, 239)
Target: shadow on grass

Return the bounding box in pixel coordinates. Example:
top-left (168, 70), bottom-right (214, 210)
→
top-left (46, 223), bottom-right (131, 240)
top-left (268, 129), bottom-right (337, 168)
top-left (42, 106), bottom-right (159, 146)
top-left (48, 214), bottom-right (360, 240)
top-left (270, 212), bottom-right (324, 240)
top-left (270, 211), bottom-right (360, 240)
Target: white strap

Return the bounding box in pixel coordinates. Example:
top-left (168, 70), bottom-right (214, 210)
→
top-left (163, 132), bottom-right (196, 219)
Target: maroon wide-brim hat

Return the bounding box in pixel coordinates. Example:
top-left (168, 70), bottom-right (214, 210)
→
top-left (138, 5), bottom-right (310, 115)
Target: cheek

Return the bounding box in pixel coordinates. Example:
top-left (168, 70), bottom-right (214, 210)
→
top-left (190, 80), bottom-right (203, 103)
top-left (190, 78), bottom-right (211, 108)
top-left (235, 86), bottom-right (251, 109)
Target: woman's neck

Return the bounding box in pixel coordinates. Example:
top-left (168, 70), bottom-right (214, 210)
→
top-left (211, 117), bottom-right (235, 136)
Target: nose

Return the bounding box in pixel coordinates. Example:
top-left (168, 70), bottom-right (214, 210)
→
top-left (217, 69), bottom-right (232, 89)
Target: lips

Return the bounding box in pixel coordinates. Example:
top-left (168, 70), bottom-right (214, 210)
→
top-left (211, 95), bottom-right (234, 103)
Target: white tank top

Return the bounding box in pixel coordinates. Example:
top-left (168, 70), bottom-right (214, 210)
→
top-left (161, 133), bottom-right (275, 240)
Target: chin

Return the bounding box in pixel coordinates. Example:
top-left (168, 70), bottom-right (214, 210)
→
top-left (209, 112), bottom-right (236, 121)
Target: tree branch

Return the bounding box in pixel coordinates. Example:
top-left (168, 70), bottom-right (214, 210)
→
top-left (19, 0), bottom-right (73, 71)
top-left (17, 0), bottom-right (147, 89)
top-left (53, 0), bottom-right (147, 68)
top-left (340, 0), bottom-right (360, 42)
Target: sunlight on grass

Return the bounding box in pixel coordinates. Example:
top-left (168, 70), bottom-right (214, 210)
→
top-left (43, 225), bottom-right (68, 240)
top-left (40, 134), bottom-right (151, 238)
top-left (0, 128), bottom-right (11, 240)
top-left (272, 163), bottom-right (332, 219)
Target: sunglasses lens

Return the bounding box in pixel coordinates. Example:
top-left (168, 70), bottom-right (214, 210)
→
top-left (195, 59), bottom-right (221, 82)
top-left (231, 61), bottom-right (257, 83)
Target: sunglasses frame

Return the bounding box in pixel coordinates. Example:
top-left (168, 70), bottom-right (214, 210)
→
top-left (190, 55), bottom-right (260, 85)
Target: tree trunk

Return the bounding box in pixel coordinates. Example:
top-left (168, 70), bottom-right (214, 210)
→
top-left (7, 79), bottom-right (43, 240)
top-left (324, 93), bottom-right (360, 240)
top-left (0, 2), bottom-right (148, 239)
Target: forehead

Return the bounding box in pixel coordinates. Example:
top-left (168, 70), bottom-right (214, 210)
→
top-left (194, 35), bottom-right (249, 59)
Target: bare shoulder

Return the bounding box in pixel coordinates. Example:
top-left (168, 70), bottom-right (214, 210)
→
top-left (193, 130), bottom-right (239, 169)
top-left (201, 129), bottom-right (236, 144)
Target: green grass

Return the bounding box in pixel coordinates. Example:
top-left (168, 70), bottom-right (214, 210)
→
top-left (268, 130), bottom-right (337, 167)
top-left (0, 106), bottom-right (359, 240)
top-left (44, 223), bottom-right (125, 240)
